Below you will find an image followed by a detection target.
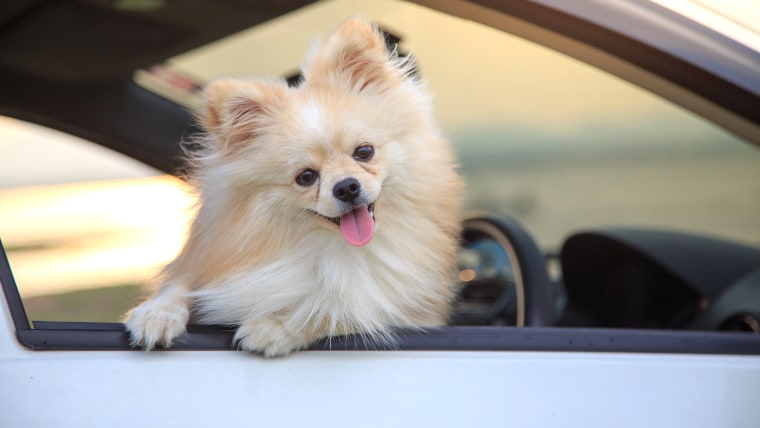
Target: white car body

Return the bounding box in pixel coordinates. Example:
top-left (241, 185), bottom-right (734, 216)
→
top-left (2, 304), bottom-right (760, 428)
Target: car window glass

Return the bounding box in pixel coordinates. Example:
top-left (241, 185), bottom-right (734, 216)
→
top-left (0, 116), bottom-right (194, 322)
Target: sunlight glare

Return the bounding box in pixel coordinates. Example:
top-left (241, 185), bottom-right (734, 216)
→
top-left (0, 176), bottom-right (196, 297)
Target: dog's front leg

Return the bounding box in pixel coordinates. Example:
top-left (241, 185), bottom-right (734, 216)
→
top-left (125, 284), bottom-right (190, 350)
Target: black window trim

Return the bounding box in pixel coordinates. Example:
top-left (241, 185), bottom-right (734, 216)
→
top-left (4, 240), bottom-right (760, 355)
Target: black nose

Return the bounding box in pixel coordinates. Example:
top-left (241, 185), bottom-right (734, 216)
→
top-left (333, 177), bottom-right (361, 203)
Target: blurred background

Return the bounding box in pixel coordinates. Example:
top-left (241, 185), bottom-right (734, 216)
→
top-left (1, 0), bottom-right (759, 322)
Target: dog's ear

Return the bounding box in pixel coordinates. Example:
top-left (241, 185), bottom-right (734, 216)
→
top-left (199, 79), bottom-right (282, 146)
top-left (304, 18), bottom-right (397, 92)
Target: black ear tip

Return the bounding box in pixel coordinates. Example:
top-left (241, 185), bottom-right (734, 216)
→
top-left (286, 72), bottom-right (304, 88)
top-left (377, 26), bottom-right (418, 79)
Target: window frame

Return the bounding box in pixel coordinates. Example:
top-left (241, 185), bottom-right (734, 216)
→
top-left (4, 240), bottom-right (760, 355)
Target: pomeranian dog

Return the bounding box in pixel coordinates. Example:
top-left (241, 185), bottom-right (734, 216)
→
top-left (125, 18), bottom-right (463, 357)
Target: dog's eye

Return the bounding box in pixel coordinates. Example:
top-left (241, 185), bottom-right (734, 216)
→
top-left (295, 169), bottom-right (319, 186)
top-left (353, 144), bottom-right (374, 161)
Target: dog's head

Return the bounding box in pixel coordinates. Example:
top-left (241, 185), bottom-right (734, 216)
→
top-left (196, 19), bottom-right (439, 247)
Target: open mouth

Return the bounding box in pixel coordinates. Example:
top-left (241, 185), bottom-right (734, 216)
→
top-left (311, 202), bottom-right (376, 246)
top-left (325, 202), bottom-right (375, 226)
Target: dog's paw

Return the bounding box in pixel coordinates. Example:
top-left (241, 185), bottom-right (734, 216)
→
top-left (125, 295), bottom-right (189, 351)
top-left (234, 319), bottom-right (307, 358)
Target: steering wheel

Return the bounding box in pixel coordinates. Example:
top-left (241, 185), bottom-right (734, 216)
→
top-left (456, 213), bottom-right (554, 327)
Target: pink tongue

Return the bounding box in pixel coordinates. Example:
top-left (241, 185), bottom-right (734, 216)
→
top-left (339, 205), bottom-right (375, 246)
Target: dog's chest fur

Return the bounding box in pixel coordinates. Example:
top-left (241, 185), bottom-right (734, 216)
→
top-left (191, 225), bottom-right (451, 339)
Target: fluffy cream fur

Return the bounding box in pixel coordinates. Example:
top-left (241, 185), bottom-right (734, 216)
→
top-left (125, 18), bottom-right (463, 357)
